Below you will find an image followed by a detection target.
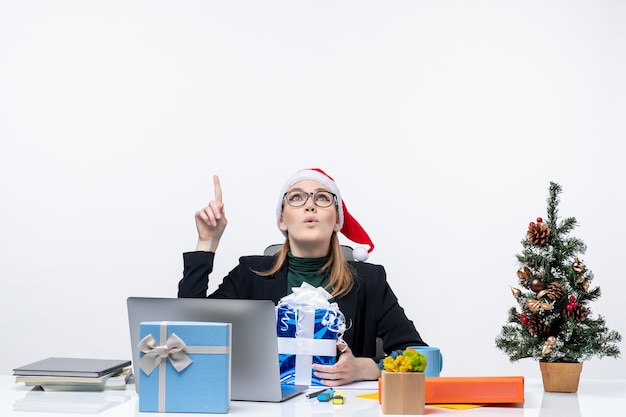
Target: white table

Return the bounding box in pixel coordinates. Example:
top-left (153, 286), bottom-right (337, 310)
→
top-left (1, 376), bottom-right (625, 416)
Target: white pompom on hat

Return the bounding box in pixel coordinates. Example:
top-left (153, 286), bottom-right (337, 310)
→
top-left (276, 168), bottom-right (374, 261)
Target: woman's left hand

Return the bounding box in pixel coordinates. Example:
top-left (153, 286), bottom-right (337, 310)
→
top-left (311, 347), bottom-right (381, 387)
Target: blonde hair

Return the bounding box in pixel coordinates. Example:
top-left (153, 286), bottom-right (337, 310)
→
top-left (256, 232), bottom-right (355, 298)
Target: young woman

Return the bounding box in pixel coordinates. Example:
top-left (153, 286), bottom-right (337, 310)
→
top-left (178, 168), bottom-right (427, 386)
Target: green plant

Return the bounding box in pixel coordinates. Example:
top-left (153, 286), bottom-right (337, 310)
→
top-left (379, 348), bottom-right (427, 372)
top-left (495, 182), bottom-right (621, 363)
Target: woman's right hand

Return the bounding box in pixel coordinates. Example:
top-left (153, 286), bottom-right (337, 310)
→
top-left (194, 175), bottom-right (228, 252)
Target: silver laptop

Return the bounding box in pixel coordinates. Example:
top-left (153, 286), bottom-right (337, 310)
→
top-left (126, 297), bottom-right (307, 402)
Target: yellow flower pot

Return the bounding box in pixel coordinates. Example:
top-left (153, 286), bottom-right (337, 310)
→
top-left (381, 370), bottom-right (425, 415)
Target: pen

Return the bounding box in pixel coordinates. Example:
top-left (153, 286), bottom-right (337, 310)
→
top-left (306, 388), bottom-right (329, 399)
top-left (317, 389), bottom-right (335, 402)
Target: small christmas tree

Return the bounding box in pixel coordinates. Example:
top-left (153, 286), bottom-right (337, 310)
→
top-left (495, 182), bottom-right (621, 363)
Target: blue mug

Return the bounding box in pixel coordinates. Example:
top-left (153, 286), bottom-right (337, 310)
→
top-left (409, 346), bottom-right (443, 377)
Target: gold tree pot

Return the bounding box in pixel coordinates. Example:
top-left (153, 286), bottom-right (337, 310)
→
top-left (539, 361), bottom-right (583, 393)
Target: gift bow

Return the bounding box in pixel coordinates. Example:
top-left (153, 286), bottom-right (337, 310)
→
top-left (288, 282), bottom-right (333, 307)
top-left (138, 333), bottom-right (192, 375)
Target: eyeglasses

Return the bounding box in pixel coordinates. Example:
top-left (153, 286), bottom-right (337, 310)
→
top-left (283, 190), bottom-right (337, 208)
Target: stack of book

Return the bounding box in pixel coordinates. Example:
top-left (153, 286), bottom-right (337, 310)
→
top-left (13, 357), bottom-right (132, 391)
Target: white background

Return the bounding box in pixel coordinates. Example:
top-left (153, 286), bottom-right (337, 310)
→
top-left (1, 1), bottom-right (624, 379)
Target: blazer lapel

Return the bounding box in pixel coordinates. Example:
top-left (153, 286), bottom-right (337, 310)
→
top-left (263, 265), bottom-right (289, 303)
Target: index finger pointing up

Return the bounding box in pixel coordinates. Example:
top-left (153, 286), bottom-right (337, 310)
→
top-left (213, 175), bottom-right (223, 202)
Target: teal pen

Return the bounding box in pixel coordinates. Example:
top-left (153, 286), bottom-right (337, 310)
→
top-left (317, 389), bottom-right (336, 402)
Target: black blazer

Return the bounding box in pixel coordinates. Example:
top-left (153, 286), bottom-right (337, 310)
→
top-left (178, 251), bottom-right (426, 360)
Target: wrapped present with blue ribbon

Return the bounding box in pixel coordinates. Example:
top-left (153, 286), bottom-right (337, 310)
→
top-left (276, 283), bottom-right (346, 386)
top-left (138, 321), bottom-right (231, 413)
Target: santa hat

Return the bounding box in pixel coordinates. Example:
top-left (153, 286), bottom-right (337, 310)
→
top-left (276, 168), bottom-right (374, 261)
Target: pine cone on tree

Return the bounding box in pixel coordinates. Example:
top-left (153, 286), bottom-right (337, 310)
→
top-left (562, 305), bottom-right (589, 323)
top-left (527, 222), bottom-right (550, 246)
top-left (527, 314), bottom-right (550, 336)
